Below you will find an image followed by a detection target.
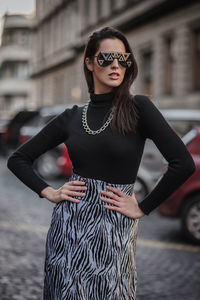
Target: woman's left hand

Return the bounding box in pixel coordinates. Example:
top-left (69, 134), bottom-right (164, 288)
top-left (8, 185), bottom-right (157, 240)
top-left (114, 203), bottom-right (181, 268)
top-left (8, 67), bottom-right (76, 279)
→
top-left (100, 186), bottom-right (145, 219)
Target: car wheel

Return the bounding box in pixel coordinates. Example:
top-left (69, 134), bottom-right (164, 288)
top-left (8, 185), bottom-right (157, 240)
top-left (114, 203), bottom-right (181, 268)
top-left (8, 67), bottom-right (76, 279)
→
top-left (34, 151), bottom-right (61, 180)
top-left (181, 195), bottom-right (200, 244)
top-left (134, 177), bottom-right (148, 203)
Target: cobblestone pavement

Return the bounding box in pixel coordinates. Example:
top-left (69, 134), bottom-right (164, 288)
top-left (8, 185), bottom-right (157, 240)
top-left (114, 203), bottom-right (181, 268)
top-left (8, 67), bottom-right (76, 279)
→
top-left (0, 156), bottom-right (200, 300)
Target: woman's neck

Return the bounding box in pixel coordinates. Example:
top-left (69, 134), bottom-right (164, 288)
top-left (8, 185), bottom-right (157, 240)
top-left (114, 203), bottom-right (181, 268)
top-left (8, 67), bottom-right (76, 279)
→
top-left (89, 91), bottom-right (115, 107)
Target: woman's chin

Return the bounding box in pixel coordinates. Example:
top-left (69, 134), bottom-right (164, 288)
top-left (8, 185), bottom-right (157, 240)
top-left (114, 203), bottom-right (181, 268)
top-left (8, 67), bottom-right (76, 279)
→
top-left (106, 80), bottom-right (122, 88)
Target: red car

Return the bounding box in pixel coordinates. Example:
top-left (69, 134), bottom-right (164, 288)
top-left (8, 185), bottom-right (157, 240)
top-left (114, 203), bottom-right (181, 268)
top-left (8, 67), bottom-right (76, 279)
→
top-left (58, 144), bottom-right (73, 178)
top-left (157, 126), bottom-right (200, 244)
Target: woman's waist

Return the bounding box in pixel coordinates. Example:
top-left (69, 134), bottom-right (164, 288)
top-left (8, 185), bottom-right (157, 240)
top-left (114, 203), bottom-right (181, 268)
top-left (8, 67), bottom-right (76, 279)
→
top-left (68, 170), bottom-right (135, 202)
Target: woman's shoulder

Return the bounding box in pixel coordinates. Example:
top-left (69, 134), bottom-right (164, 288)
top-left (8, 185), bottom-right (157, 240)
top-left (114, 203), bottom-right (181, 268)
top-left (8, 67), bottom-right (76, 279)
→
top-left (62, 103), bottom-right (85, 116)
top-left (133, 94), bottom-right (159, 116)
top-left (133, 94), bottom-right (152, 108)
top-left (63, 103), bottom-right (81, 112)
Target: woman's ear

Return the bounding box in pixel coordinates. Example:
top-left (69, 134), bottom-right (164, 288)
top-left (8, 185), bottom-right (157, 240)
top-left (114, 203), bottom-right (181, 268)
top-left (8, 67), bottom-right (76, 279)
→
top-left (85, 57), bottom-right (93, 72)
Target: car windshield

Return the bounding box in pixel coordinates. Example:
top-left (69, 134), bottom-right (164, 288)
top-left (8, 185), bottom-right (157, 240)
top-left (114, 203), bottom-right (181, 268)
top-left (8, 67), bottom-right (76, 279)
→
top-left (25, 115), bottom-right (56, 127)
top-left (166, 120), bottom-right (200, 137)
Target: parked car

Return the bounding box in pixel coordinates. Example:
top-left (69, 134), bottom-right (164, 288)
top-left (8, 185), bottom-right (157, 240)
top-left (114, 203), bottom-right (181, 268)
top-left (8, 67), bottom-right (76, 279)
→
top-left (157, 126), bottom-right (200, 244)
top-left (161, 109), bottom-right (200, 137)
top-left (134, 166), bottom-right (156, 202)
top-left (0, 119), bottom-right (9, 156)
top-left (2, 110), bottom-right (39, 154)
top-left (19, 104), bottom-right (80, 180)
top-left (138, 109), bottom-right (200, 198)
top-left (139, 109), bottom-right (200, 181)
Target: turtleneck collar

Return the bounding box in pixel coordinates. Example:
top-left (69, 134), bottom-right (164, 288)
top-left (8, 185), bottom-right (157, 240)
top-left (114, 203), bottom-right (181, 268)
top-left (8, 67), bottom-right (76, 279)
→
top-left (89, 91), bottom-right (115, 107)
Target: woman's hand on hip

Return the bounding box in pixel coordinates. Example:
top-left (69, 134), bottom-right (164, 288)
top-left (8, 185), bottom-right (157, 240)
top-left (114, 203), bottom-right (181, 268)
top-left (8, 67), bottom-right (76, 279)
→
top-left (40, 180), bottom-right (87, 204)
top-left (100, 186), bottom-right (145, 219)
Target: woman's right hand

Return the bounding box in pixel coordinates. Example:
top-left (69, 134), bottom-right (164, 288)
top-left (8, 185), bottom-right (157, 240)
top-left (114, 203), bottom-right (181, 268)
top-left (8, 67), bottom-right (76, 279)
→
top-left (41, 180), bottom-right (87, 204)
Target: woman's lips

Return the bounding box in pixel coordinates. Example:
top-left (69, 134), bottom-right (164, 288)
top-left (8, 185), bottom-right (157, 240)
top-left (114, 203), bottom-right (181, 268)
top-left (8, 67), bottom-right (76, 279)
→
top-left (108, 73), bottom-right (120, 80)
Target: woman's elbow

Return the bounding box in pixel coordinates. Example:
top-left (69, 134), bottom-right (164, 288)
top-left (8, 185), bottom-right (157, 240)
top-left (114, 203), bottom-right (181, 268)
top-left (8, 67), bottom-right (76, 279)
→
top-left (184, 156), bottom-right (196, 177)
top-left (7, 153), bottom-right (16, 171)
top-left (7, 151), bottom-right (22, 171)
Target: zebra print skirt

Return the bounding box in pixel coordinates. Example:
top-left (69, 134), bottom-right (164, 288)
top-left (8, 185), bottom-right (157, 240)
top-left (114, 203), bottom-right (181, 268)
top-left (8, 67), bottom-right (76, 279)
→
top-left (43, 171), bottom-right (139, 300)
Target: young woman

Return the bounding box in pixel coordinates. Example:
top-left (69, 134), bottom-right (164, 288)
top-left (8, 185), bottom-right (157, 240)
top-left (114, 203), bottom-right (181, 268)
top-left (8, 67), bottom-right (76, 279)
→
top-left (7, 27), bottom-right (195, 299)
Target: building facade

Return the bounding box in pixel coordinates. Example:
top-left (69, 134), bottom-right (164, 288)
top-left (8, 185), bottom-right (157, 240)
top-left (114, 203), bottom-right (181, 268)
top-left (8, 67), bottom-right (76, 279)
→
top-left (31, 0), bottom-right (200, 109)
top-left (0, 14), bottom-right (35, 119)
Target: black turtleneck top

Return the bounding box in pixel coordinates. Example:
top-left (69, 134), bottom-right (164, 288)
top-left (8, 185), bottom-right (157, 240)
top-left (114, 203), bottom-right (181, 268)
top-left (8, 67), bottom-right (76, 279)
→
top-left (7, 92), bottom-right (196, 215)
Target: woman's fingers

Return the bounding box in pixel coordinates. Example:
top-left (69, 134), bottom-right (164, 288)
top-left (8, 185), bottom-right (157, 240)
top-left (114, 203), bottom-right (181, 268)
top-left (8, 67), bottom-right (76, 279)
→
top-left (100, 185), bottom-right (125, 200)
top-left (67, 180), bottom-right (86, 186)
top-left (100, 188), bottom-right (144, 219)
top-left (64, 181), bottom-right (87, 191)
top-left (55, 180), bottom-right (88, 203)
top-left (100, 196), bottom-right (120, 206)
top-left (63, 195), bottom-right (81, 203)
top-left (106, 185), bottom-right (124, 197)
top-left (63, 190), bottom-right (86, 197)
top-left (100, 190), bottom-right (120, 201)
top-left (67, 185), bottom-right (87, 191)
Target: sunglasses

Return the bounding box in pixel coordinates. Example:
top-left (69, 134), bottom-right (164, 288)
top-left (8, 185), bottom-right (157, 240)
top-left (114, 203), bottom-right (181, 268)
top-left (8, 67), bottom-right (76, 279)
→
top-left (92, 51), bottom-right (133, 68)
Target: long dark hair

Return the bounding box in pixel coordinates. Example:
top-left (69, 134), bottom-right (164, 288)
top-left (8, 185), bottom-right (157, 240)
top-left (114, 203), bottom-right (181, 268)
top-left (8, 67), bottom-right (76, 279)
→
top-left (83, 26), bottom-right (139, 134)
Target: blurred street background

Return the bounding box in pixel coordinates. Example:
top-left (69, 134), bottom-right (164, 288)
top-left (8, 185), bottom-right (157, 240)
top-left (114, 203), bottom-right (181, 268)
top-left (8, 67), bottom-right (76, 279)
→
top-left (0, 0), bottom-right (200, 299)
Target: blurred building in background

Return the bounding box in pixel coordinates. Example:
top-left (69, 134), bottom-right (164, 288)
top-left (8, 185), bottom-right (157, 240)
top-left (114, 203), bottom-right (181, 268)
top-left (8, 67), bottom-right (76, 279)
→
top-left (31, 0), bottom-right (200, 109)
top-left (2, 0), bottom-right (200, 112)
top-left (0, 14), bottom-right (35, 119)
top-left (31, 0), bottom-right (82, 107)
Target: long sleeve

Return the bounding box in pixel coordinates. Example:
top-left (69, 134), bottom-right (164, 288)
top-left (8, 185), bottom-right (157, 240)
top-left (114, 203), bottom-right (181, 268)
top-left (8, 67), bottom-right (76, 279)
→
top-left (7, 107), bottom-right (74, 198)
top-left (135, 95), bottom-right (196, 215)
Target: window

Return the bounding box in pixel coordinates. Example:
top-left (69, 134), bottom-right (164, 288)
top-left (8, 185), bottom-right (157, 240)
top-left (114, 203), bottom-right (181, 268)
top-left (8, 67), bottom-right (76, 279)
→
top-left (164, 36), bottom-right (174, 95)
top-left (110, 0), bottom-right (116, 11)
top-left (2, 30), bottom-right (15, 46)
top-left (97, 0), bottom-right (103, 20)
top-left (17, 62), bottom-right (29, 78)
top-left (20, 30), bottom-right (29, 46)
top-left (84, 0), bottom-right (90, 27)
top-left (193, 28), bottom-right (200, 90)
top-left (53, 75), bottom-right (64, 104)
top-left (142, 51), bottom-right (152, 96)
top-left (0, 62), bottom-right (29, 79)
top-left (126, 0), bottom-right (141, 4)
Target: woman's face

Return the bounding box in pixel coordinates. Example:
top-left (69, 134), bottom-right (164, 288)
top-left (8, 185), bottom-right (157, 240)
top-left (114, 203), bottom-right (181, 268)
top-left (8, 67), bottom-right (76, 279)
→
top-left (85, 38), bottom-right (127, 94)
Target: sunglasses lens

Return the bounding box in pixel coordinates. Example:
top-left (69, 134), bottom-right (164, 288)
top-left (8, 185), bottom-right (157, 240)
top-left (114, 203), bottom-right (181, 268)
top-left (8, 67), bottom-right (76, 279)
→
top-left (97, 52), bottom-right (133, 68)
top-left (97, 53), bottom-right (112, 67)
top-left (102, 61), bottom-right (112, 67)
top-left (119, 61), bottom-right (127, 68)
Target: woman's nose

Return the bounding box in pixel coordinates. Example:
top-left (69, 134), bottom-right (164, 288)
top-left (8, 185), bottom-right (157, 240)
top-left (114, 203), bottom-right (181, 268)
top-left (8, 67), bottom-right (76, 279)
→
top-left (111, 58), bottom-right (119, 67)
